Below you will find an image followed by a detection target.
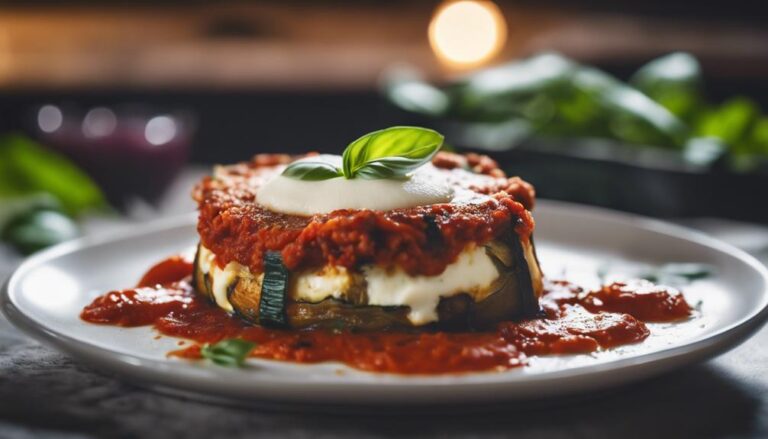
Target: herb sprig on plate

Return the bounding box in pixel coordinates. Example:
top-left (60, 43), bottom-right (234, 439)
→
top-left (200, 339), bottom-right (256, 367)
top-left (282, 126), bottom-right (444, 181)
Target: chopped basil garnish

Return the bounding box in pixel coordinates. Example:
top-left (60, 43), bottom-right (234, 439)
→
top-left (200, 339), bottom-right (256, 367)
top-left (641, 262), bottom-right (713, 285)
top-left (282, 126), bottom-right (444, 181)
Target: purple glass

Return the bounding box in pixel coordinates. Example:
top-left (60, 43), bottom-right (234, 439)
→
top-left (34, 104), bottom-right (194, 210)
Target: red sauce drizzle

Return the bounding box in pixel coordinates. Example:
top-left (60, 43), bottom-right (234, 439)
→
top-left (137, 256), bottom-right (193, 288)
top-left (80, 257), bottom-right (693, 375)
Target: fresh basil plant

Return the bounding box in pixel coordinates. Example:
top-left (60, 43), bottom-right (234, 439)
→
top-left (282, 126), bottom-right (444, 181)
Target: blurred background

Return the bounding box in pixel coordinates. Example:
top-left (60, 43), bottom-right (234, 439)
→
top-left (1, 0), bottom-right (768, 255)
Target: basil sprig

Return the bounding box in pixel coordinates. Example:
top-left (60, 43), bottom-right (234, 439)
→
top-left (281, 159), bottom-right (343, 181)
top-left (200, 338), bottom-right (256, 367)
top-left (282, 126), bottom-right (444, 181)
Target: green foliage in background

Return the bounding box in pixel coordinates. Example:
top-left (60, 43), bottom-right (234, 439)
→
top-left (0, 135), bottom-right (105, 214)
top-left (385, 52), bottom-right (768, 170)
top-left (0, 135), bottom-right (106, 254)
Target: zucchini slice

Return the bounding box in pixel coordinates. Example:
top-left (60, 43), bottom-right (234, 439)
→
top-left (258, 251), bottom-right (289, 327)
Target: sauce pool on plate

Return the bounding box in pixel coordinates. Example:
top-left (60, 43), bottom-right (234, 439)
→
top-left (80, 256), bottom-right (693, 375)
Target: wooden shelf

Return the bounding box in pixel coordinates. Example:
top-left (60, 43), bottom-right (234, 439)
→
top-left (0, 3), bottom-right (766, 91)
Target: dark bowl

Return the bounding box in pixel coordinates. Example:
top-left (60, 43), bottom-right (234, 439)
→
top-left (440, 123), bottom-right (768, 223)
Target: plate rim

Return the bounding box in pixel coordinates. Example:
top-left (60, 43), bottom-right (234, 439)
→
top-left (3, 201), bottom-right (768, 404)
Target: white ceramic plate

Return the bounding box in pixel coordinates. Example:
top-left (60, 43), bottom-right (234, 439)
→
top-left (3, 201), bottom-right (768, 407)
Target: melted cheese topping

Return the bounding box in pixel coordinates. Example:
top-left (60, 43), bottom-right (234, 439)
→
top-left (256, 155), bottom-right (454, 215)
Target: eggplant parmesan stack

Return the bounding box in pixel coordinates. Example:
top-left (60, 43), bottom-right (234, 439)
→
top-left (192, 152), bottom-right (543, 331)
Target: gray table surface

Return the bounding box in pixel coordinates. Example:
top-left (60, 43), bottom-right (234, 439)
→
top-left (2, 171), bottom-right (768, 439)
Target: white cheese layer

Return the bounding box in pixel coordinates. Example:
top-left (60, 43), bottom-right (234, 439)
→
top-left (197, 245), bottom-right (499, 325)
top-left (197, 245), bottom-right (243, 313)
top-left (364, 245), bottom-right (498, 324)
top-left (256, 155), bottom-right (454, 215)
top-left (291, 265), bottom-right (353, 303)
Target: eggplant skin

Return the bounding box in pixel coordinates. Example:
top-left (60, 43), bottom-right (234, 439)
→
top-left (193, 232), bottom-right (543, 331)
top-left (192, 248), bottom-right (214, 303)
top-left (288, 301), bottom-right (411, 331)
top-left (480, 232), bottom-right (542, 324)
top-left (193, 246), bottom-right (264, 321)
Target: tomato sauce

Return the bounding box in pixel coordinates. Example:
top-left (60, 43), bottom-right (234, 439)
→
top-left (80, 257), bottom-right (692, 375)
top-left (581, 281), bottom-right (692, 322)
top-left (193, 152), bottom-right (535, 277)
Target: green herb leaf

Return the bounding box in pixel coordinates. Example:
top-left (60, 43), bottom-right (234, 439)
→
top-left (641, 262), bottom-right (713, 286)
top-left (571, 67), bottom-right (688, 148)
top-left (280, 126), bottom-right (444, 181)
top-left (696, 97), bottom-right (760, 151)
top-left (282, 159), bottom-right (342, 181)
top-left (0, 193), bottom-right (61, 232)
top-left (384, 73), bottom-right (450, 117)
top-left (1, 208), bottom-right (79, 255)
top-left (630, 52), bottom-right (703, 120)
top-left (0, 135), bottom-right (105, 216)
top-left (631, 52), bottom-right (701, 89)
top-left (659, 263), bottom-right (713, 281)
top-left (200, 339), bottom-right (256, 367)
top-left (342, 126), bottom-right (443, 179)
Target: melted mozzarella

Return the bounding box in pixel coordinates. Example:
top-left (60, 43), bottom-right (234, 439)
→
top-left (197, 245), bottom-right (499, 325)
top-left (256, 155), bottom-right (454, 215)
top-left (291, 266), bottom-right (353, 303)
top-left (197, 246), bottom-right (241, 313)
top-left (364, 245), bottom-right (498, 324)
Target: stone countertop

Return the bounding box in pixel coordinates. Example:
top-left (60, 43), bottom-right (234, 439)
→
top-left (2, 172), bottom-right (768, 438)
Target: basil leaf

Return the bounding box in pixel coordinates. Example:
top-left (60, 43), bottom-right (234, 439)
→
top-left (200, 339), bottom-right (256, 367)
top-left (282, 160), bottom-right (342, 181)
top-left (385, 74), bottom-right (450, 117)
top-left (571, 67), bottom-right (688, 148)
top-left (351, 157), bottom-right (428, 179)
top-left (0, 135), bottom-right (106, 216)
top-left (630, 52), bottom-right (703, 120)
top-left (0, 193), bottom-right (61, 232)
top-left (342, 126), bottom-right (443, 179)
top-left (1, 208), bottom-right (79, 255)
top-left (281, 127), bottom-right (444, 181)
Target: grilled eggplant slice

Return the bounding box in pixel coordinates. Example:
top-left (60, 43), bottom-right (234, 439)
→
top-left (479, 233), bottom-right (542, 324)
top-left (288, 300), bottom-right (411, 331)
top-left (192, 248), bottom-right (214, 303)
top-left (228, 272), bottom-right (263, 322)
top-left (193, 231), bottom-right (543, 331)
